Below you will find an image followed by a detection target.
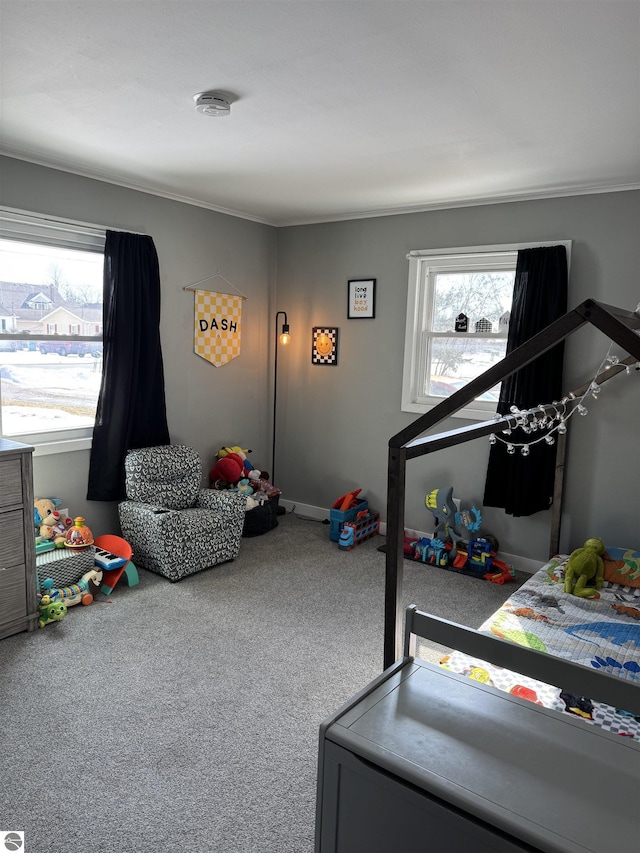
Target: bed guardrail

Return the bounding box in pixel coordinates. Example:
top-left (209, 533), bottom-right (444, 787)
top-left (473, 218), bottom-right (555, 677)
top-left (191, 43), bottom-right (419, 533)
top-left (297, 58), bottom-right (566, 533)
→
top-left (404, 604), bottom-right (640, 717)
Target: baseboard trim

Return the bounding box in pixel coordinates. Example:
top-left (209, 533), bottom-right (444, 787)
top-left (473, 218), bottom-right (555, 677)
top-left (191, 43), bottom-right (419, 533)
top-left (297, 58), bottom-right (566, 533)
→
top-left (280, 500), bottom-right (543, 575)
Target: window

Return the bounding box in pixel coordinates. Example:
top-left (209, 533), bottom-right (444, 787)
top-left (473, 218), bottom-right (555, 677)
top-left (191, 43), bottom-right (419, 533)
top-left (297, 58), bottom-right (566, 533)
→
top-left (401, 242), bottom-right (571, 420)
top-left (0, 209), bottom-right (105, 452)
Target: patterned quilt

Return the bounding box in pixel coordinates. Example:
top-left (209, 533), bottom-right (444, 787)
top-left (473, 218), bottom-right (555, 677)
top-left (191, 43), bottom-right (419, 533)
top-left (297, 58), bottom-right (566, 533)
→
top-left (440, 550), bottom-right (640, 740)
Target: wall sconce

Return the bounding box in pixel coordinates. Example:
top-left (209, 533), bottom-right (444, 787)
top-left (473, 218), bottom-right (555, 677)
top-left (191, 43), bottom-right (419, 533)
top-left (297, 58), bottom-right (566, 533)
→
top-left (272, 311), bottom-right (290, 488)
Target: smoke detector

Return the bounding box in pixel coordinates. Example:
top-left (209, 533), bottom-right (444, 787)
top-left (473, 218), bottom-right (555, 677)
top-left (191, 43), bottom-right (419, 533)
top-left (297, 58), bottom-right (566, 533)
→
top-left (193, 92), bottom-right (231, 116)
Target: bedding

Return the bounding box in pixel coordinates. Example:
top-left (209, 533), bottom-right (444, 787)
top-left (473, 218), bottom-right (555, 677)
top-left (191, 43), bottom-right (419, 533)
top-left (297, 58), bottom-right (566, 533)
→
top-left (440, 549), bottom-right (640, 740)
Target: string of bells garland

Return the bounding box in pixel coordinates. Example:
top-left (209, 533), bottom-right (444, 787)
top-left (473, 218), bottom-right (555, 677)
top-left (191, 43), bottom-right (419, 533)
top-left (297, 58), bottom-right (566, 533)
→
top-left (488, 345), bottom-right (638, 457)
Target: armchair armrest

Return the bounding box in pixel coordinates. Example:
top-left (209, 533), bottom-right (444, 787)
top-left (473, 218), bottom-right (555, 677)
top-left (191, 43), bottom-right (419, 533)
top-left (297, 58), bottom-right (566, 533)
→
top-left (197, 489), bottom-right (247, 515)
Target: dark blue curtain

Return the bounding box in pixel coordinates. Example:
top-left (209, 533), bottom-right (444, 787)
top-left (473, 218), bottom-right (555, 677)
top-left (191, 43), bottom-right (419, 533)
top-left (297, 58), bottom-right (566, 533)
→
top-left (87, 231), bottom-right (170, 501)
top-left (483, 245), bottom-right (568, 516)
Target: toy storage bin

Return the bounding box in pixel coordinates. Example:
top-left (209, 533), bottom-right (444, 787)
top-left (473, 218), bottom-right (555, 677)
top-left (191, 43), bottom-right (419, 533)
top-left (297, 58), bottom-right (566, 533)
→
top-left (329, 498), bottom-right (368, 542)
top-left (36, 546), bottom-right (96, 590)
top-left (242, 494), bottom-right (280, 537)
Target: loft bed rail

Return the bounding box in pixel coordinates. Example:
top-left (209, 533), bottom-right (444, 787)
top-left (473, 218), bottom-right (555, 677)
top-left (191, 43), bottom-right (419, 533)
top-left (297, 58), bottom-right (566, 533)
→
top-left (384, 299), bottom-right (640, 667)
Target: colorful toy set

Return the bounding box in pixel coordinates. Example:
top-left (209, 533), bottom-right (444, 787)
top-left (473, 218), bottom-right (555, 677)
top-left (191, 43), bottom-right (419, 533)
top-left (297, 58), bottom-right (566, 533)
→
top-left (40, 570), bottom-right (103, 609)
top-left (415, 486), bottom-right (515, 584)
top-left (330, 489), bottom-right (381, 551)
top-left (329, 489), bottom-right (368, 542)
top-left (33, 502), bottom-right (139, 629)
top-left (338, 509), bottom-right (381, 551)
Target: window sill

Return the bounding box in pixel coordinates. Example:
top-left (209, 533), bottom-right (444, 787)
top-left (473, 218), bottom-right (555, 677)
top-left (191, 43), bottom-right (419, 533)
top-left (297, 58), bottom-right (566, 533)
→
top-left (401, 400), bottom-right (497, 421)
top-left (31, 436), bottom-right (93, 457)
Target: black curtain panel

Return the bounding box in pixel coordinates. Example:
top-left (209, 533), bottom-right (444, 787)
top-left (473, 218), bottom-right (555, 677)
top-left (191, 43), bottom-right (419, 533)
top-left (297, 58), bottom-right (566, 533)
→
top-left (87, 231), bottom-right (170, 501)
top-left (483, 245), bottom-right (568, 516)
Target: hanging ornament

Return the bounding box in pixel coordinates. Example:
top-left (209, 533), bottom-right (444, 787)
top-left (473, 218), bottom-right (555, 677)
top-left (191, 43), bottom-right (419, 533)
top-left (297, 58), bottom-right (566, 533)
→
top-left (489, 340), bottom-right (634, 457)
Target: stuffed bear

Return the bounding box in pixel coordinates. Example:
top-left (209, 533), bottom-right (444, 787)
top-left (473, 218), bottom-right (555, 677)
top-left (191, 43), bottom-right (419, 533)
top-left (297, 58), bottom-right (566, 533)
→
top-left (34, 497), bottom-right (71, 548)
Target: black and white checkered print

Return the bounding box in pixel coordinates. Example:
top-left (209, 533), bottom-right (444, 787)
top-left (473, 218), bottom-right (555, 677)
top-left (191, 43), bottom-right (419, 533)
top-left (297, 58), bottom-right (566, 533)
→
top-left (312, 327), bottom-right (338, 365)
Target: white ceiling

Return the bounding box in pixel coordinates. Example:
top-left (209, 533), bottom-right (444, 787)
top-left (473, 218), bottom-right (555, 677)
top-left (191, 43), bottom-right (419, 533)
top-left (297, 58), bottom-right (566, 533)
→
top-left (1, 1), bottom-right (639, 226)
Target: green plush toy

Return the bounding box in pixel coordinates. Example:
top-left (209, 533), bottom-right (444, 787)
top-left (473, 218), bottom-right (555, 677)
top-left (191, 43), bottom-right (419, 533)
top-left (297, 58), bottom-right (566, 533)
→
top-left (564, 538), bottom-right (606, 598)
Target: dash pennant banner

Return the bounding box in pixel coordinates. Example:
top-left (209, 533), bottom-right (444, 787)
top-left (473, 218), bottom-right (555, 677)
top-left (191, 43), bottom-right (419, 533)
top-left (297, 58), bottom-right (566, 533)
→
top-left (193, 290), bottom-right (242, 366)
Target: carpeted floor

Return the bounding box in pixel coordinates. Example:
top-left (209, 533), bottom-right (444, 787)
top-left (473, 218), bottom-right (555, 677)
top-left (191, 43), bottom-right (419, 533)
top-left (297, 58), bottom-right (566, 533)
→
top-left (0, 512), bottom-right (527, 853)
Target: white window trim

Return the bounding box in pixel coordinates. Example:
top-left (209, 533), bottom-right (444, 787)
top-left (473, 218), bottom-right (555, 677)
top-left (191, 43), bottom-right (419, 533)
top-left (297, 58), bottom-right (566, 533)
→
top-left (0, 207), bottom-right (106, 453)
top-left (402, 241), bottom-right (572, 421)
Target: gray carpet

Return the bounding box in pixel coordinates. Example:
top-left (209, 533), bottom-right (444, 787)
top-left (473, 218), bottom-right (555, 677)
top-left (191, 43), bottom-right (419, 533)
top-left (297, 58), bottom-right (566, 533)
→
top-left (0, 513), bottom-right (527, 853)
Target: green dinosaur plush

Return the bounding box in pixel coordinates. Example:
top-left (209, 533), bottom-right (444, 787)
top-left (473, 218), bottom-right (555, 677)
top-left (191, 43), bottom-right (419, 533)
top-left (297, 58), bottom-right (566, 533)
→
top-left (564, 538), bottom-right (606, 598)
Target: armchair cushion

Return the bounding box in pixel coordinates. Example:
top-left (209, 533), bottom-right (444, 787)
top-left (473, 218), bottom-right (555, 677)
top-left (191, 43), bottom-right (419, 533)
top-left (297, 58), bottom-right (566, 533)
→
top-left (124, 444), bottom-right (200, 509)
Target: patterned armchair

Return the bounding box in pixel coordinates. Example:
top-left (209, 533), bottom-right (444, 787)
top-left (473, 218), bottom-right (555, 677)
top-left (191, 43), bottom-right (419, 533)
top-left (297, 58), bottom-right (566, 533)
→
top-left (118, 445), bottom-right (246, 582)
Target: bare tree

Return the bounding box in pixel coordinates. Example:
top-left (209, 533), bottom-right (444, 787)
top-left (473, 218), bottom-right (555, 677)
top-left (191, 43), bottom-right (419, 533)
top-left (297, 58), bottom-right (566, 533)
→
top-left (46, 263), bottom-right (102, 305)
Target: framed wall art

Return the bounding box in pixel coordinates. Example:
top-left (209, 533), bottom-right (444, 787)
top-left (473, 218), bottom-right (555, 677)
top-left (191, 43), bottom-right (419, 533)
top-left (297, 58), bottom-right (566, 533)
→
top-left (312, 327), bottom-right (339, 366)
top-left (348, 278), bottom-right (376, 319)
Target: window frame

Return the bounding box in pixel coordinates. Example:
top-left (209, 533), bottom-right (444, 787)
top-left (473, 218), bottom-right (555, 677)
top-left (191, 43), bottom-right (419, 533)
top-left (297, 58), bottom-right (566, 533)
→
top-left (401, 241), bottom-right (572, 421)
top-left (0, 207), bottom-right (106, 454)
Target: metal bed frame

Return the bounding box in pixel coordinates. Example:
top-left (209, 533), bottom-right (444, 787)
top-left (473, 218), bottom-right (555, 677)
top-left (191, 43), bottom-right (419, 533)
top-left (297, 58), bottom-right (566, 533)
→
top-left (384, 299), bottom-right (640, 667)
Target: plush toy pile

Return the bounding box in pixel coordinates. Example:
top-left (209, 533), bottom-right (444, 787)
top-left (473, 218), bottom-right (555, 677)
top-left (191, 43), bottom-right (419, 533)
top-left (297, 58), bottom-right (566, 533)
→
top-left (209, 445), bottom-right (280, 511)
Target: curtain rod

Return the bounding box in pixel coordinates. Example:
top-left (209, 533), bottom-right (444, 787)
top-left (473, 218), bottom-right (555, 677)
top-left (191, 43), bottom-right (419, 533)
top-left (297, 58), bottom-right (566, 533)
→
top-left (182, 270), bottom-right (248, 300)
top-left (0, 206), bottom-right (148, 238)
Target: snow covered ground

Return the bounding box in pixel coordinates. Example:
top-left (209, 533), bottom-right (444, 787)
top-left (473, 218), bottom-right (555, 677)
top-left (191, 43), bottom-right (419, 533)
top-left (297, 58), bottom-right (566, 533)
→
top-left (0, 350), bottom-right (101, 435)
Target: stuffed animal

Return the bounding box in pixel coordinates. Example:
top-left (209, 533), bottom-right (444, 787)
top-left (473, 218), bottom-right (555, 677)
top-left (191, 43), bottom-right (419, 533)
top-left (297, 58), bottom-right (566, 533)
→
top-left (217, 445), bottom-right (251, 460)
top-left (34, 498), bottom-right (71, 548)
top-left (235, 478), bottom-right (254, 496)
top-left (564, 537), bottom-right (606, 598)
top-left (210, 453), bottom-right (245, 486)
top-left (216, 445), bottom-right (255, 473)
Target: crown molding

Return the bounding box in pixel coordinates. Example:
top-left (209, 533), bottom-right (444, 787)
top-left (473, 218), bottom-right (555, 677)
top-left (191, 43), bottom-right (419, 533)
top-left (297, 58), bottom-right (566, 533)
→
top-left (2, 149), bottom-right (638, 229)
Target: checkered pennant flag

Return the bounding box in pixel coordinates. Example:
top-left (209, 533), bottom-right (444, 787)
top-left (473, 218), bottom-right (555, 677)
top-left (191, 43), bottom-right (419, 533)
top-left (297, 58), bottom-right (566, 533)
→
top-left (193, 290), bottom-right (243, 366)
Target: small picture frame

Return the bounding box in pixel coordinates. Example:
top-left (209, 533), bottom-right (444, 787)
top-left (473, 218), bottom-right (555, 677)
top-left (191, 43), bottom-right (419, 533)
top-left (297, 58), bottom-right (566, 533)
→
top-left (348, 278), bottom-right (376, 319)
top-left (312, 327), bottom-right (339, 366)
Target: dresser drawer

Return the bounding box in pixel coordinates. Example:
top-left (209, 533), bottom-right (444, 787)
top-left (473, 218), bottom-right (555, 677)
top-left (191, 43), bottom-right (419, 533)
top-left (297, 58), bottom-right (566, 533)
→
top-left (0, 509), bottom-right (26, 568)
top-left (0, 563), bottom-right (27, 622)
top-left (0, 458), bottom-right (23, 507)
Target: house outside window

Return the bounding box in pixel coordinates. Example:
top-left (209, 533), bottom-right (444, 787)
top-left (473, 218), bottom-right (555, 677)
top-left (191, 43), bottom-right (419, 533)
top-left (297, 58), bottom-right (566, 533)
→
top-left (0, 208), bottom-right (105, 453)
top-left (401, 242), bottom-right (571, 421)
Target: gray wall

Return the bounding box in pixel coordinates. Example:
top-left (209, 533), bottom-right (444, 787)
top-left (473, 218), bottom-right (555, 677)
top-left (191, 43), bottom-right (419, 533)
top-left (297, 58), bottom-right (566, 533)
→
top-left (2, 154), bottom-right (638, 562)
top-left (275, 192), bottom-right (640, 559)
top-left (1, 156), bottom-right (276, 536)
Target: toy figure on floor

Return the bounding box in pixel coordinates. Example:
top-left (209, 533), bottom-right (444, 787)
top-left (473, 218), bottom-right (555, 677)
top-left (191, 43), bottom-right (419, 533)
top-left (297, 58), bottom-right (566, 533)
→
top-left (418, 486), bottom-right (514, 584)
top-left (425, 486), bottom-right (482, 560)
